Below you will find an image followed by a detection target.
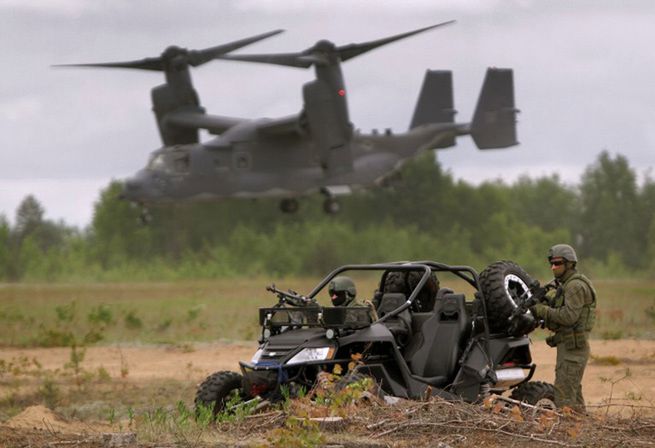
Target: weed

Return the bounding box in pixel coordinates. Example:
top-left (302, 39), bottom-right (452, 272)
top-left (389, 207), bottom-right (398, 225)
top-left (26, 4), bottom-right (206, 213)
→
top-left (591, 355), bottom-right (621, 366)
top-left (157, 317), bottom-right (173, 332)
top-left (216, 393), bottom-right (258, 423)
top-left (187, 304), bottom-right (205, 322)
top-left (119, 349), bottom-right (129, 378)
top-left (55, 302), bottom-right (76, 323)
top-left (127, 406), bottom-right (135, 428)
top-left (88, 304), bottom-right (114, 326)
top-left (601, 330), bottom-right (623, 340)
top-left (645, 305), bottom-right (655, 322)
top-left (107, 407), bottom-right (116, 425)
top-left (39, 376), bottom-right (61, 409)
top-left (170, 343), bottom-right (195, 353)
top-left (0, 356), bottom-right (42, 378)
top-left (124, 310), bottom-right (143, 330)
top-left (64, 343), bottom-right (87, 386)
top-left (625, 391), bottom-right (643, 401)
top-left (267, 416), bottom-right (325, 448)
top-left (194, 402), bottom-right (214, 429)
top-left (97, 366), bottom-right (111, 382)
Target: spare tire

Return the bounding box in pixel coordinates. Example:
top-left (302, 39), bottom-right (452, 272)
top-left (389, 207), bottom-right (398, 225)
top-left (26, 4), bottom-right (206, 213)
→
top-left (479, 260), bottom-right (537, 336)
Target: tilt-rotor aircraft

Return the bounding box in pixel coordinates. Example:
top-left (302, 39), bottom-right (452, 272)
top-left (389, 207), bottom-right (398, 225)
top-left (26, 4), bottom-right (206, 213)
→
top-left (62, 22), bottom-right (519, 218)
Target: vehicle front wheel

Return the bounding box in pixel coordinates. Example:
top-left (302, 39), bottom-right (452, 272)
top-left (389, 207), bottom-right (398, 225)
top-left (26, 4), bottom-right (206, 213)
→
top-left (195, 370), bottom-right (244, 418)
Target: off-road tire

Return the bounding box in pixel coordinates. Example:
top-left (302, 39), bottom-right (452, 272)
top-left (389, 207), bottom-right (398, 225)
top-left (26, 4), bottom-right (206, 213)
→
top-left (479, 260), bottom-right (536, 336)
top-left (194, 370), bottom-right (244, 417)
top-left (510, 381), bottom-right (556, 406)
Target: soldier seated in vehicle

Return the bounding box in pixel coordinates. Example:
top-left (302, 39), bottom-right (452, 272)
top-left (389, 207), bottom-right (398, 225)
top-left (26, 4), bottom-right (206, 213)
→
top-left (328, 276), bottom-right (376, 324)
top-left (374, 270), bottom-right (440, 313)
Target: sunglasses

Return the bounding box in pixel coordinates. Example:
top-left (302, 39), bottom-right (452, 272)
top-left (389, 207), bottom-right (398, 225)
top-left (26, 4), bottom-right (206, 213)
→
top-left (550, 260), bottom-right (565, 267)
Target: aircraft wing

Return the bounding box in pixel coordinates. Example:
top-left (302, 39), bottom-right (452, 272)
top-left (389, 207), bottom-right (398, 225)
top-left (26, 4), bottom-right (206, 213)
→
top-left (164, 111), bottom-right (245, 135)
top-left (256, 114), bottom-right (302, 136)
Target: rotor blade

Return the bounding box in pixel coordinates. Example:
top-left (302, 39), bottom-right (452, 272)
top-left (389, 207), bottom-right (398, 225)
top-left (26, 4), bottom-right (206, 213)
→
top-left (53, 57), bottom-right (165, 71)
top-left (187, 29), bottom-right (284, 66)
top-left (337, 20), bottom-right (455, 62)
top-left (218, 52), bottom-right (314, 68)
top-left (53, 29), bottom-right (284, 71)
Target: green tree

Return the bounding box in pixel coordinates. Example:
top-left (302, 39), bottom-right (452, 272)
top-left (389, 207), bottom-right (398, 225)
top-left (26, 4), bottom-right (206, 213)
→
top-left (90, 181), bottom-right (152, 267)
top-left (509, 175), bottom-right (579, 232)
top-left (579, 151), bottom-right (641, 267)
top-left (14, 195), bottom-right (44, 238)
top-left (0, 215), bottom-right (10, 280)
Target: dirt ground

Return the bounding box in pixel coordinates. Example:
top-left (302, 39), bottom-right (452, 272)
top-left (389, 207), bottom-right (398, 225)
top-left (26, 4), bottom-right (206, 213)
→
top-left (2, 339), bottom-right (654, 409)
top-left (1, 339), bottom-right (654, 447)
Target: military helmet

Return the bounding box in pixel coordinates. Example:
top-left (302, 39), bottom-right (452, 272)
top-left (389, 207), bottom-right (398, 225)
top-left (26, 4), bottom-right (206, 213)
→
top-left (547, 244), bottom-right (578, 263)
top-left (328, 276), bottom-right (357, 306)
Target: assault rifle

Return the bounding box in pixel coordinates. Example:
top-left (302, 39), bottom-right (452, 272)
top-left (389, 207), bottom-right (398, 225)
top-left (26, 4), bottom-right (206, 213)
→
top-left (266, 284), bottom-right (316, 307)
top-left (509, 280), bottom-right (555, 321)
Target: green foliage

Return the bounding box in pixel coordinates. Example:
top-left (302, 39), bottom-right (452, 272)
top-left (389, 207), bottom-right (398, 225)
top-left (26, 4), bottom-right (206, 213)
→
top-left (1, 151), bottom-right (654, 282)
top-left (38, 376), bottom-right (61, 409)
top-left (579, 152), bottom-right (639, 266)
top-left (124, 310), bottom-right (144, 330)
top-left (267, 417), bottom-right (325, 448)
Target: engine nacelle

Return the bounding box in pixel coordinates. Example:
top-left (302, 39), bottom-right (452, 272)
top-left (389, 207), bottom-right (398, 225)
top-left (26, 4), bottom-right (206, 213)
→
top-left (152, 83), bottom-right (204, 146)
top-left (302, 71), bottom-right (353, 176)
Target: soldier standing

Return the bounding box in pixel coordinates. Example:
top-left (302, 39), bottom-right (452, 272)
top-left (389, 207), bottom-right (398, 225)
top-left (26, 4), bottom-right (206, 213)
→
top-left (531, 244), bottom-right (597, 412)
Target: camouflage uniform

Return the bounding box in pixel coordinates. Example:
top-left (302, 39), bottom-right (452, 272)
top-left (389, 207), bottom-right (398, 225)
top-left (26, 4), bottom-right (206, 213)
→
top-left (535, 256), bottom-right (597, 412)
top-left (329, 276), bottom-right (374, 323)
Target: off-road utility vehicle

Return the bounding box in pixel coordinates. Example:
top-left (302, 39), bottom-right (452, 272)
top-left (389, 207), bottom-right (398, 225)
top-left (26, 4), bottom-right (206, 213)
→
top-left (195, 260), bottom-right (555, 414)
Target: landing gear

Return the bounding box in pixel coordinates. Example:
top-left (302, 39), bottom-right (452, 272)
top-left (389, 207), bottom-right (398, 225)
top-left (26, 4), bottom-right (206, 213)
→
top-left (323, 197), bottom-right (340, 214)
top-left (280, 198), bottom-right (299, 213)
top-left (138, 209), bottom-right (152, 225)
top-left (131, 202), bottom-right (152, 225)
top-left (319, 186), bottom-right (349, 215)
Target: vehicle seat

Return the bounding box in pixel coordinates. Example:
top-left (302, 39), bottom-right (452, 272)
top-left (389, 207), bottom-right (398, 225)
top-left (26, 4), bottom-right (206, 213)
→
top-left (376, 293), bottom-right (412, 346)
top-left (436, 287), bottom-right (454, 300)
top-left (405, 293), bottom-right (468, 386)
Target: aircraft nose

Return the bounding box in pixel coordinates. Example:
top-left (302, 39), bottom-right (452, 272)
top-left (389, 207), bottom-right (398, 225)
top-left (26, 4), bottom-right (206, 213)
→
top-left (119, 176), bottom-right (144, 201)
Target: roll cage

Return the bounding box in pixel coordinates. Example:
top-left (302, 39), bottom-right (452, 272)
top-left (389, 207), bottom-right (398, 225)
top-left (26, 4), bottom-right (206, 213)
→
top-left (260, 261), bottom-right (492, 344)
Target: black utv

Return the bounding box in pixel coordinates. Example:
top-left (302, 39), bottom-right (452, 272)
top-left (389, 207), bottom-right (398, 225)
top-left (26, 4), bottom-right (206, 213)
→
top-left (195, 260), bottom-right (555, 414)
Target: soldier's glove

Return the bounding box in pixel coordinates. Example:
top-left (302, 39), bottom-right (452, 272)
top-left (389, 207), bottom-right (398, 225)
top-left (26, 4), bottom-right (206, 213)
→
top-left (530, 303), bottom-right (549, 319)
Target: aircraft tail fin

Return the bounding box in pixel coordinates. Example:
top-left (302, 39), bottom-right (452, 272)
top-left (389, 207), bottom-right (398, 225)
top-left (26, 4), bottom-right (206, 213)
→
top-left (470, 68), bottom-right (519, 149)
top-left (410, 70), bottom-right (456, 133)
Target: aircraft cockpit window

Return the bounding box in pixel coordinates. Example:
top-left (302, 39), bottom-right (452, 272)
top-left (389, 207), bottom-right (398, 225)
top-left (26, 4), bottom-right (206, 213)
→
top-left (171, 152), bottom-right (190, 174)
top-left (148, 154), bottom-right (166, 171)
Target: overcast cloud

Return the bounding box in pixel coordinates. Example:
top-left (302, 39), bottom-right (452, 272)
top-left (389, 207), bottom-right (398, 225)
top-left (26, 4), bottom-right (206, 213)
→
top-left (1, 0), bottom-right (654, 227)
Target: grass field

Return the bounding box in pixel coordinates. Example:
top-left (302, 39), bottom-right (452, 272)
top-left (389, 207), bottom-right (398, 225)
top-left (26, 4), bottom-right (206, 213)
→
top-left (1, 276), bottom-right (654, 347)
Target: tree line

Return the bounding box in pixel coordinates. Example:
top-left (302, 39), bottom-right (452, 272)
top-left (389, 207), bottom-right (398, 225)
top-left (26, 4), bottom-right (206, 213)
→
top-left (1, 150), bottom-right (653, 282)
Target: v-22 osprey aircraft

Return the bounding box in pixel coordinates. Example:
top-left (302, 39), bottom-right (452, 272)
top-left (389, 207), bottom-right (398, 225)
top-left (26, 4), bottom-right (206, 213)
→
top-left (60, 21), bottom-right (519, 218)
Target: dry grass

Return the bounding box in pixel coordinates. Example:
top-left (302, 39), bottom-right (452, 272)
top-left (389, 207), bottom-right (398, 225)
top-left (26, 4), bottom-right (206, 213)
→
top-left (2, 389), bottom-right (654, 447)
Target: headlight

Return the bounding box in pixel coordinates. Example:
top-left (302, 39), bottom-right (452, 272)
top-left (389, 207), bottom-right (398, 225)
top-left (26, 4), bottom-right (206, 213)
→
top-left (251, 349), bottom-right (264, 364)
top-left (286, 347), bottom-right (335, 365)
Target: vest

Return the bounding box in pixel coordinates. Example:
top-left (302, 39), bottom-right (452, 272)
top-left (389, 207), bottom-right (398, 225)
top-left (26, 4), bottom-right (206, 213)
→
top-left (553, 272), bottom-right (597, 333)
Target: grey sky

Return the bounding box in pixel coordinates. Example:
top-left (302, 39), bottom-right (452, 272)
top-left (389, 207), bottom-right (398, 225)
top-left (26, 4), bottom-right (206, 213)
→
top-left (1, 0), bottom-right (654, 227)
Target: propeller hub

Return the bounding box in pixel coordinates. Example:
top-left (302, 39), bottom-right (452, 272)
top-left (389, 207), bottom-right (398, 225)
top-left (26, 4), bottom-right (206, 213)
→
top-left (161, 45), bottom-right (187, 60)
top-left (313, 40), bottom-right (337, 53)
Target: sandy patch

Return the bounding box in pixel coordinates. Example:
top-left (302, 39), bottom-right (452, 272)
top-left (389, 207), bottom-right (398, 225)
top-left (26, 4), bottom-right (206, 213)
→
top-left (2, 339), bottom-right (654, 410)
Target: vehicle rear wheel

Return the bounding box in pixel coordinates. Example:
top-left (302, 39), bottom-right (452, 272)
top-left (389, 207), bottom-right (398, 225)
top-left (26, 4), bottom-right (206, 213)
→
top-left (510, 381), bottom-right (556, 408)
top-left (280, 198), bottom-right (299, 213)
top-left (479, 260), bottom-right (537, 336)
top-left (195, 370), bottom-right (244, 418)
top-left (323, 198), bottom-right (340, 214)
